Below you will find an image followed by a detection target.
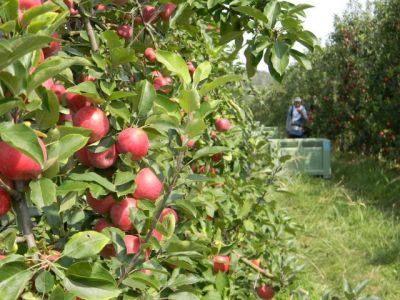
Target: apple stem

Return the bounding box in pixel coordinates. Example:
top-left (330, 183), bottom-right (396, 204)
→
top-left (77, 6), bottom-right (98, 52)
top-left (117, 150), bottom-right (185, 286)
top-left (12, 181), bottom-right (37, 255)
top-left (133, 0), bottom-right (159, 48)
top-left (233, 250), bottom-right (274, 279)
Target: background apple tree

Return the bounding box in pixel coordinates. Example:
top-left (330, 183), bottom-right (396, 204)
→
top-left (0, 0), bottom-right (317, 299)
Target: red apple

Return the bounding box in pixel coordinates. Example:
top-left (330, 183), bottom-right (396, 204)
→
top-left (100, 244), bottom-right (116, 258)
top-left (116, 128), bottom-right (149, 160)
top-left (153, 76), bottom-right (172, 92)
top-left (58, 113), bottom-right (72, 125)
top-left (0, 255), bottom-right (6, 260)
top-left (151, 70), bottom-right (162, 78)
top-left (78, 74), bottom-right (96, 82)
top-left (144, 48), bottom-right (156, 63)
top-left (133, 168), bottom-right (163, 202)
top-left (181, 135), bottom-right (195, 148)
top-left (159, 208), bottom-right (178, 224)
top-left (215, 118), bottom-right (230, 132)
top-left (65, 93), bottom-right (92, 112)
top-left (73, 107), bottom-right (109, 144)
top-left (75, 148), bottom-right (91, 166)
top-left (256, 285), bottom-right (275, 299)
top-left (187, 61), bottom-right (196, 75)
top-left (95, 3), bottom-right (106, 11)
top-left (251, 259), bottom-right (260, 268)
top-left (87, 144), bottom-right (117, 169)
top-left (143, 5), bottom-right (157, 23)
top-left (64, 0), bottom-right (78, 15)
top-left (152, 229), bottom-right (162, 242)
top-left (116, 25), bottom-right (133, 39)
top-left (94, 218), bottom-right (112, 232)
top-left (110, 197), bottom-right (138, 231)
top-left (124, 235), bottom-right (140, 254)
top-left (211, 153), bottom-right (222, 162)
top-left (213, 255), bottom-right (230, 272)
top-left (43, 33), bottom-right (61, 58)
top-left (18, 0), bottom-right (41, 10)
top-left (159, 2), bottom-right (176, 21)
top-left (42, 79), bottom-right (54, 89)
top-left (134, 16), bottom-right (143, 25)
top-left (87, 193), bottom-right (115, 214)
top-left (210, 131), bottom-right (217, 139)
top-left (50, 84), bottom-right (65, 102)
top-left (0, 138), bottom-right (47, 180)
top-left (0, 189), bottom-right (11, 217)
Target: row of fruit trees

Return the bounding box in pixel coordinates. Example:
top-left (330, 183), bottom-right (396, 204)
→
top-left (0, 0), bottom-right (318, 299)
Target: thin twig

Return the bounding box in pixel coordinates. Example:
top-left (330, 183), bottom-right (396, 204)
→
top-left (117, 151), bottom-right (185, 285)
top-left (233, 250), bottom-right (274, 279)
top-left (77, 6), bottom-right (98, 52)
top-left (133, 0), bottom-right (159, 48)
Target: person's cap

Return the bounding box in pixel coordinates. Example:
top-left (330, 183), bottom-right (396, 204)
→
top-left (294, 97), bottom-right (302, 103)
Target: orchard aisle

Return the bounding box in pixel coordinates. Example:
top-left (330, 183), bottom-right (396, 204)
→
top-left (272, 154), bottom-right (400, 299)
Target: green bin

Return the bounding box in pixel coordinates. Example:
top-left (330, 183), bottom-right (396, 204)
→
top-left (269, 138), bottom-right (331, 179)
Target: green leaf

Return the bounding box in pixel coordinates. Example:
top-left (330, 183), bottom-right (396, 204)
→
top-left (0, 20), bottom-right (16, 33)
top-left (35, 271), bottom-right (55, 293)
top-left (215, 272), bottom-right (228, 295)
top-left (133, 80), bottom-right (156, 118)
top-left (0, 269), bottom-right (33, 300)
top-left (156, 50), bottom-right (191, 85)
top-left (67, 81), bottom-right (104, 104)
top-left (58, 134), bottom-right (89, 161)
top-left (0, 60), bottom-right (27, 96)
top-left (63, 231), bottom-right (110, 259)
top-left (0, 0), bottom-right (18, 21)
top-left (101, 31), bottom-right (123, 49)
top-left (28, 57), bottom-right (91, 93)
top-left (193, 146), bottom-right (230, 160)
top-left (27, 12), bottom-right (58, 33)
top-left (0, 123), bottom-right (45, 167)
top-left (264, 1), bottom-right (280, 27)
top-left (290, 49), bottom-right (312, 70)
top-left (184, 117), bottom-right (207, 138)
top-left (207, 0), bottom-right (224, 9)
top-left (199, 75), bottom-right (242, 96)
top-left (166, 273), bottom-right (205, 289)
top-left (192, 61), bottom-right (211, 87)
top-left (232, 6), bottom-right (269, 23)
top-left (56, 181), bottom-right (89, 196)
top-left (69, 172), bottom-right (115, 192)
top-left (163, 256), bottom-right (195, 271)
top-left (123, 272), bottom-right (160, 291)
top-left (29, 178), bottom-right (56, 210)
top-left (288, 4), bottom-right (314, 17)
top-left (35, 88), bottom-right (60, 129)
top-left (271, 41), bottom-right (290, 75)
top-left (178, 88), bottom-right (200, 113)
top-left (106, 102), bottom-right (130, 122)
top-left (0, 35), bottom-right (53, 70)
top-left (21, 2), bottom-right (58, 27)
top-left (109, 91), bottom-right (136, 101)
top-left (64, 262), bottom-right (120, 299)
top-left (168, 292), bottom-right (200, 300)
top-left (110, 47), bottom-right (136, 65)
top-left (0, 98), bottom-right (24, 116)
top-left (203, 291), bottom-right (222, 300)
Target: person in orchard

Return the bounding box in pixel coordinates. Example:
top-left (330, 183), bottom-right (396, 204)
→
top-left (286, 97), bottom-right (308, 138)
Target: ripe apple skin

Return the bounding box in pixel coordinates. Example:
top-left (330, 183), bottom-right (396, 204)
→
top-left (116, 25), bottom-right (133, 39)
top-left (0, 189), bottom-right (11, 217)
top-left (50, 84), bottom-right (65, 102)
top-left (144, 48), bottom-right (156, 63)
top-left (181, 135), bottom-right (195, 148)
top-left (95, 3), bottom-right (106, 11)
top-left (124, 235), bottom-right (140, 254)
top-left (256, 285), bottom-right (275, 299)
top-left (110, 197), bottom-right (138, 231)
top-left (159, 208), bottom-right (178, 224)
top-left (78, 74), bottom-right (96, 83)
top-left (58, 113), bottom-right (72, 125)
top-left (87, 193), bottom-right (115, 214)
top-left (143, 5), bottom-right (157, 23)
top-left (43, 33), bottom-right (60, 58)
top-left (153, 76), bottom-right (172, 92)
top-left (0, 255), bottom-right (6, 260)
top-left (215, 118), bottom-right (231, 132)
top-left (65, 93), bottom-right (92, 112)
top-left (116, 128), bottom-right (149, 160)
top-left (213, 255), bottom-right (230, 272)
top-left (251, 259), bottom-right (260, 268)
top-left (160, 2), bottom-right (176, 21)
top-left (94, 218), bottom-right (112, 232)
top-left (210, 131), bottom-right (217, 139)
top-left (18, 0), bottom-right (42, 10)
top-left (87, 144), bottom-right (117, 169)
top-left (100, 244), bottom-right (117, 258)
top-left (187, 61), bottom-right (196, 75)
top-left (151, 229), bottom-right (162, 242)
top-left (133, 168), bottom-right (163, 202)
top-left (73, 107), bottom-right (110, 144)
top-left (0, 138), bottom-right (47, 181)
top-left (211, 153), bottom-right (222, 162)
top-left (75, 148), bottom-right (91, 167)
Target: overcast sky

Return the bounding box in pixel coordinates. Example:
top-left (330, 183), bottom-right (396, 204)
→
top-left (252, 0), bottom-right (367, 71)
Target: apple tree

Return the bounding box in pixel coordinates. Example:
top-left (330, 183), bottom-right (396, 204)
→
top-left (0, 0), bottom-right (316, 299)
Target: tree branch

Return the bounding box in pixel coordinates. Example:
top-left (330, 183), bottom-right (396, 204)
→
top-left (117, 151), bottom-right (185, 285)
top-left (77, 6), bottom-right (98, 52)
top-left (12, 181), bottom-right (36, 250)
top-left (233, 250), bottom-right (274, 279)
